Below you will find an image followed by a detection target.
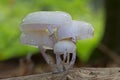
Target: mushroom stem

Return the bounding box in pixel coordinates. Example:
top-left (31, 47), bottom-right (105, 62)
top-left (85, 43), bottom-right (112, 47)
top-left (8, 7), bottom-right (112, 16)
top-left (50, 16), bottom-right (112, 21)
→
top-left (63, 50), bottom-right (67, 62)
top-left (48, 26), bottom-right (57, 45)
top-left (56, 53), bottom-right (62, 65)
top-left (63, 52), bottom-right (76, 70)
top-left (66, 53), bottom-right (70, 64)
top-left (49, 34), bottom-right (57, 45)
top-left (38, 46), bottom-right (52, 64)
top-left (70, 52), bottom-right (76, 66)
top-left (56, 53), bottom-right (64, 72)
top-left (72, 36), bottom-right (77, 43)
top-left (47, 25), bottom-right (53, 34)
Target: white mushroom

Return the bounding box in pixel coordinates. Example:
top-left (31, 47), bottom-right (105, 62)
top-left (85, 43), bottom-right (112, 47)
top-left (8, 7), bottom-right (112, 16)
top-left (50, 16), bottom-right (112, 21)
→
top-left (57, 20), bottom-right (94, 42)
top-left (54, 40), bottom-right (76, 71)
top-left (20, 11), bottom-right (72, 67)
top-left (20, 11), bottom-right (94, 72)
top-left (54, 20), bottom-right (94, 70)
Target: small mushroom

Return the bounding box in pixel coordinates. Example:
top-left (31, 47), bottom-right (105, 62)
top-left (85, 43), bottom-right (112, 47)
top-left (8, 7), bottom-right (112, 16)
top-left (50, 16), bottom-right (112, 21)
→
top-left (56, 20), bottom-right (94, 70)
top-left (57, 20), bottom-right (94, 42)
top-left (20, 11), bottom-right (72, 67)
top-left (54, 40), bottom-right (76, 71)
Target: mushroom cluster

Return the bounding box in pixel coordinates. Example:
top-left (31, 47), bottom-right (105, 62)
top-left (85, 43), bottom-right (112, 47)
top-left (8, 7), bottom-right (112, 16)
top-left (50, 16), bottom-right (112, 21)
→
top-left (20, 11), bottom-right (94, 72)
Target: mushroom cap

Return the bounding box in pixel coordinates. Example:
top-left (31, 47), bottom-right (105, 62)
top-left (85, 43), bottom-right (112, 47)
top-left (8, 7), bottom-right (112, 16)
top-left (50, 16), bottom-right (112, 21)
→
top-left (54, 40), bottom-right (76, 54)
top-left (20, 30), bottom-right (54, 49)
top-left (20, 11), bottom-right (72, 32)
top-left (57, 20), bottom-right (94, 40)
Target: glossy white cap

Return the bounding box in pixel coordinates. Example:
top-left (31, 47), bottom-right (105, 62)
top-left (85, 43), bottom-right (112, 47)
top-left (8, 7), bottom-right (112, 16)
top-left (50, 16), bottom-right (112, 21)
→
top-left (57, 20), bottom-right (94, 41)
top-left (20, 11), bottom-right (72, 32)
top-left (54, 40), bottom-right (76, 54)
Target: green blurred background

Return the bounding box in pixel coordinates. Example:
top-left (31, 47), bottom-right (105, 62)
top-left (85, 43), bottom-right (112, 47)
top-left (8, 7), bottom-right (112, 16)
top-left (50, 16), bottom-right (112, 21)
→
top-left (0, 0), bottom-right (104, 62)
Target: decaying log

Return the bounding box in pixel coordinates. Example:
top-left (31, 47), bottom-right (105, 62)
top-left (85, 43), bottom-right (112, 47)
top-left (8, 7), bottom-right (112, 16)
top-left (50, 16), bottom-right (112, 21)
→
top-left (1, 68), bottom-right (120, 80)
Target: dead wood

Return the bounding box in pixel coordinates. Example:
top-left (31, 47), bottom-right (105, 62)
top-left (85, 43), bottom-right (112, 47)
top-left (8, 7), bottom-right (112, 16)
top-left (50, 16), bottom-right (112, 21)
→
top-left (1, 68), bottom-right (120, 80)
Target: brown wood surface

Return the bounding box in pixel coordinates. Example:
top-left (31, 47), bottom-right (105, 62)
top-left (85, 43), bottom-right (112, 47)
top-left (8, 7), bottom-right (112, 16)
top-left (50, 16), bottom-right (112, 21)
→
top-left (1, 68), bottom-right (120, 80)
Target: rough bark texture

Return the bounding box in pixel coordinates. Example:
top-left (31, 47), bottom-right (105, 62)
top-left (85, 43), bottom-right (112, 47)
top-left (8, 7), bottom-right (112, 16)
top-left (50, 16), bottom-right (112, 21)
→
top-left (1, 68), bottom-right (120, 80)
